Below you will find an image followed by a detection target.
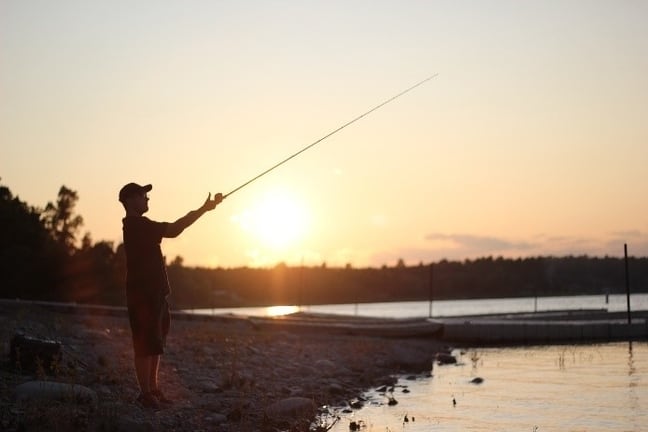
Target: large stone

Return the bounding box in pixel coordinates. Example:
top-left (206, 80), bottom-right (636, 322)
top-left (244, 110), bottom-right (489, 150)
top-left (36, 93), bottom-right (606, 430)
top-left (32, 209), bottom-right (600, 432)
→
top-left (264, 397), bottom-right (316, 421)
top-left (10, 334), bottom-right (62, 374)
top-left (14, 381), bottom-right (97, 406)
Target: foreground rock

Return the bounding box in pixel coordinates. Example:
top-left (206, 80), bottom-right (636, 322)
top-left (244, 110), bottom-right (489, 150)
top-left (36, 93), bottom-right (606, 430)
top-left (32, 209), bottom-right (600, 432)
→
top-left (15, 381), bottom-right (97, 406)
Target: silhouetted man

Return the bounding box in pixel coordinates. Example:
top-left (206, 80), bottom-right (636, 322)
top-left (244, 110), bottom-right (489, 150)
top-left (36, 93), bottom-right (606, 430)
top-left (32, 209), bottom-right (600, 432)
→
top-left (118, 182), bottom-right (222, 409)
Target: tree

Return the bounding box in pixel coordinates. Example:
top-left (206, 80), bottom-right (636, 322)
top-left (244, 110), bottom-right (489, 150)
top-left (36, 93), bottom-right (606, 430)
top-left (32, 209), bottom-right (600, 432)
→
top-left (42, 186), bottom-right (84, 254)
top-left (0, 181), bottom-right (61, 299)
top-left (170, 255), bottom-right (184, 267)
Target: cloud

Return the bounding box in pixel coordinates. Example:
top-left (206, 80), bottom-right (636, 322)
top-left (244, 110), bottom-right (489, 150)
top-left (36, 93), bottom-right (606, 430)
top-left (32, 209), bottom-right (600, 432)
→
top-left (605, 230), bottom-right (648, 256)
top-left (425, 233), bottom-right (537, 252)
top-left (610, 230), bottom-right (642, 238)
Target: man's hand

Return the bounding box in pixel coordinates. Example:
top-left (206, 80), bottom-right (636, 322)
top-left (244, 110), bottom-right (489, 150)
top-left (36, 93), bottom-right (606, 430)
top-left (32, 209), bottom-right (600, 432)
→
top-left (202, 192), bottom-right (223, 212)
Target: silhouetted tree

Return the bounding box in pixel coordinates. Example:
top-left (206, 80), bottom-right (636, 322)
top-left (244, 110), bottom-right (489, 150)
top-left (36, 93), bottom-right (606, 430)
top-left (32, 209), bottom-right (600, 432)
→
top-left (0, 182), bottom-right (61, 299)
top-left (42, 186), bottom-right (84, 254)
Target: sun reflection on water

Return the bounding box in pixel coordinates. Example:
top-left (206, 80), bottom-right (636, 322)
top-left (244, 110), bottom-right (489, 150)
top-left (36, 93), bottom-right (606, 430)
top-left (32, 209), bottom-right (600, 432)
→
top-left (265, 305), bottom-right (300, 316)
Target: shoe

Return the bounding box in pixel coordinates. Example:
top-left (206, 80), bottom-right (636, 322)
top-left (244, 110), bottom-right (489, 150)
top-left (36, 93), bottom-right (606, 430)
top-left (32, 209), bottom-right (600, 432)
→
top-left (151, 388), bottom-right (173, 405)
top-left (137, 392), bottom-right (161, 410)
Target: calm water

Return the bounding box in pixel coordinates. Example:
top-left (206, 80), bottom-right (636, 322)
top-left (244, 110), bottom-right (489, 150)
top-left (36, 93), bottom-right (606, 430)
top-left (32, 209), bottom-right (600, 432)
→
top-left (325, 342), bottom-right (648, 432)
top-left (188, 293), bottom-right (648, 318)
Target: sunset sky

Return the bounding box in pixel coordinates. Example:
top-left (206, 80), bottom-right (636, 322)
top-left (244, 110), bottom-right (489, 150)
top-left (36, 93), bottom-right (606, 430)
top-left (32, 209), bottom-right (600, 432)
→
top-left (2, 1), bottom-right (647, 268)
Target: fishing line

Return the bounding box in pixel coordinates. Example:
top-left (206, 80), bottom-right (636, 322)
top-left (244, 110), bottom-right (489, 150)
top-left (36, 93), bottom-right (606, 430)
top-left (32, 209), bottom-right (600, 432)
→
top-left (224, 74), bottom-right (438, 199)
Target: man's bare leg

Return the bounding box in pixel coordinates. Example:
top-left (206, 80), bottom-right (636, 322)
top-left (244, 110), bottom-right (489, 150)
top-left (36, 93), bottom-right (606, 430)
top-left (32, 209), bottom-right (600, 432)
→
top-left (150, 354), bottom-right (160, 391)
top-left (134, 355), bottom-right (152, 393)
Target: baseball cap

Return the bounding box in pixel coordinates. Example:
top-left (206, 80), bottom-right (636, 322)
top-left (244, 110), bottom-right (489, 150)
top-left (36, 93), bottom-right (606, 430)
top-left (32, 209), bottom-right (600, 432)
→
top-left (119, 183), bottom-right (152, 202)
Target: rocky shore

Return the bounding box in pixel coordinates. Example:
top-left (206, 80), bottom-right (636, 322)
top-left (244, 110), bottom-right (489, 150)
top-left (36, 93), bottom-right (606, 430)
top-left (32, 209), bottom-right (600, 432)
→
top-left (0, 302), bottom-right (444, 431)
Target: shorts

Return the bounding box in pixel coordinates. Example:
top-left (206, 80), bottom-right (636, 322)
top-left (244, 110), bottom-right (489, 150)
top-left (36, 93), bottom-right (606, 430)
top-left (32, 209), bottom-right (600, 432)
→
top-left (127, 296), bottom-right (170, 357)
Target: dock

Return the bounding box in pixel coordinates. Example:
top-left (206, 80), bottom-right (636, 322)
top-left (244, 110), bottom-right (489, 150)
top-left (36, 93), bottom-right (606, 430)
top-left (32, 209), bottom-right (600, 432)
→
top-left (436, 310), bottom-right (648, 345)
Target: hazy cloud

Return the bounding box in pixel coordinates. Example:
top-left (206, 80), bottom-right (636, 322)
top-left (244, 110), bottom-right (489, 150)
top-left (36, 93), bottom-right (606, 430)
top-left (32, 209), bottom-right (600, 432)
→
top-left (425, 233), bottom-right (537, 252)
top-left (605, 230), bottom-right (648, 256)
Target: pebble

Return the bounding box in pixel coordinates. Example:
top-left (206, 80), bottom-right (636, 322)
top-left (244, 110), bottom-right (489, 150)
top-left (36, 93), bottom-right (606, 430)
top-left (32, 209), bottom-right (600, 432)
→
top-left (436, 352), bottom-right (457, 365)
top-left (205, 413), bottom-right (227, 425)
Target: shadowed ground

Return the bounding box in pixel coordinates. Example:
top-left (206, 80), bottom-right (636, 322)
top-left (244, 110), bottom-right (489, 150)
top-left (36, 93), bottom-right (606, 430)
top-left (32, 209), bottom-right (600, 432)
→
top-left (0, 301), bottom-right (443, 431)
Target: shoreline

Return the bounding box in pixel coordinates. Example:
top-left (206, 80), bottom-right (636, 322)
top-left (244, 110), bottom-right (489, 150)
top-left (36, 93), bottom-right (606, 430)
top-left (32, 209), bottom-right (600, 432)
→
top-left (1, 300), bottom-right (443, 431)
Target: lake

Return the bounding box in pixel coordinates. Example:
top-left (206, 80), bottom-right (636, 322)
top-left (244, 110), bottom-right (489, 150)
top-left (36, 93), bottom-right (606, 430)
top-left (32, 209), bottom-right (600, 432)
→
top-left (187, 293), bottom-right (648, 319)
top-left (324, 342), bottom-right (647, 432)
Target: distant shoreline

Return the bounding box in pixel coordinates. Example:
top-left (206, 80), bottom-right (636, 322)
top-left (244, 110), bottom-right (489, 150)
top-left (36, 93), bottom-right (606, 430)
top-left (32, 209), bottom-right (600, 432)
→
top-left (3, 297), bottom-right (646, 345)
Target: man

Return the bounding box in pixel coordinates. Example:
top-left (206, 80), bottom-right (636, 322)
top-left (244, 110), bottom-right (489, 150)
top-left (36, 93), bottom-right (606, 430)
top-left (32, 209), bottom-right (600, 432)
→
top-left (118, 182), bottom-right (223, 409)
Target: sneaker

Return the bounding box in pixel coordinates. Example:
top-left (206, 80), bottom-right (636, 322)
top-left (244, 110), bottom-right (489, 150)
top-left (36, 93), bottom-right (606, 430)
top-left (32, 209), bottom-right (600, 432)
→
top-left (151, 388), bottom-right (173, 405)
top-left (137, 392), bottom-right (161, 410)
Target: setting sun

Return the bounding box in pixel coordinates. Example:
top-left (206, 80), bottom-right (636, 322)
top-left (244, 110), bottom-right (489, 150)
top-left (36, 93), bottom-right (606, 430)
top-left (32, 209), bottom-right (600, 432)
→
top-left (232, 189), bottom-right (309, 250)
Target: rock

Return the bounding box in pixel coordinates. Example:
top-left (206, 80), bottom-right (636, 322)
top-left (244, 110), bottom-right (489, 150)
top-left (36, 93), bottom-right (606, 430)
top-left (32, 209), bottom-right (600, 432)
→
top-left (201, 346), bottom-right (218, 357)
top-left (349, 399), bottom-right (364, 409)
top-left (314, 359), bottom-right (336, 370)
top-left (470, 377), bottom-right (484, 384)
top-left (205, 413), bottom-right (228, 425)
top-left (349, 420), bottom-right (366, 430)
top-left (14, 380), bottom-right (97, 406)
top-left (328, 381), bottom-right (345, 394)
top-left (277, 331), bottom-right (299, 342)
top-left (111, 416), bottom-right (154, 432)
top-left (198, 374), bottom-right (223, 393)
top-left (82, 329), bottom-right (111, 340)
top-left (389, 346), bottom-right (432, 372)
top-left (264, 397), bottom-right (315, 421)
top-left (247, 345), bottom-right (261, 355)
top-left (287, 385), bottom-right (304, 396)
top-left (96, 385), bottom-right (113, 398)
top-left (435, 352), bottom-right (457, 365)
top-left (314, 359), bottom-right (339, 377)
top-left (227, 407), bottom-right (242, 421)
top-left (201, 381), bottom-right (223, 393)
top-left (10, 334), bottom-right (62, 374)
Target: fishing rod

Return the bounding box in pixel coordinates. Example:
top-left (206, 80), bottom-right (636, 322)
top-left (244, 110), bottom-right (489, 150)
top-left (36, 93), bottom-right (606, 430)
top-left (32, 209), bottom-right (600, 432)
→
top-left (224, 74), bottom-right (438, 199)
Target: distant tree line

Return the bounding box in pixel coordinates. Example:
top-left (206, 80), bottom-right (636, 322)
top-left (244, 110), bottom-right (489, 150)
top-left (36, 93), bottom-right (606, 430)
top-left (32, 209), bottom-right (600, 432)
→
top-left (168, 256), bottom-right (648, 309)
top-left (1, 180), bottom-right (647, 310)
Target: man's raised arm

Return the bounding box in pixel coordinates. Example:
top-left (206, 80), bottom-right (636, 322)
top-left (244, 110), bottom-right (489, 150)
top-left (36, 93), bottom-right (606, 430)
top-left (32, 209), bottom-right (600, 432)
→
top-left (164, 193), bottom-right (223, 238)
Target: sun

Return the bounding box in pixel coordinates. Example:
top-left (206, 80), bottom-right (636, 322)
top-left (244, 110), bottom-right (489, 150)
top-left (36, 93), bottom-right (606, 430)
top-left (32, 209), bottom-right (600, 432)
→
top-left (234, 189), bottom-right (309, 250)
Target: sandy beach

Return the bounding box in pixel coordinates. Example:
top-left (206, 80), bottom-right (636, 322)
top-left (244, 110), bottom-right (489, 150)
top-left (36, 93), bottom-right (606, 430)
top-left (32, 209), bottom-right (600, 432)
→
top-left (0, 301), bottom-right (444, 431)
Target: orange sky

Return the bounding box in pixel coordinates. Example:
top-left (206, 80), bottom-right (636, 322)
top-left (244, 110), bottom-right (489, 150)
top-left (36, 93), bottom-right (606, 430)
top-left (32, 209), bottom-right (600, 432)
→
top-left (2, 1), bottom-right (647, 267)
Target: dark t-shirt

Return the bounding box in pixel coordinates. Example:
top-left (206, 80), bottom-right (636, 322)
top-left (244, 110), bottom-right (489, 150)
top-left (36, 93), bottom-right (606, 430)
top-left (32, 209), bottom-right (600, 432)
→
top-left (122, 216), bottom-right (171, 302)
